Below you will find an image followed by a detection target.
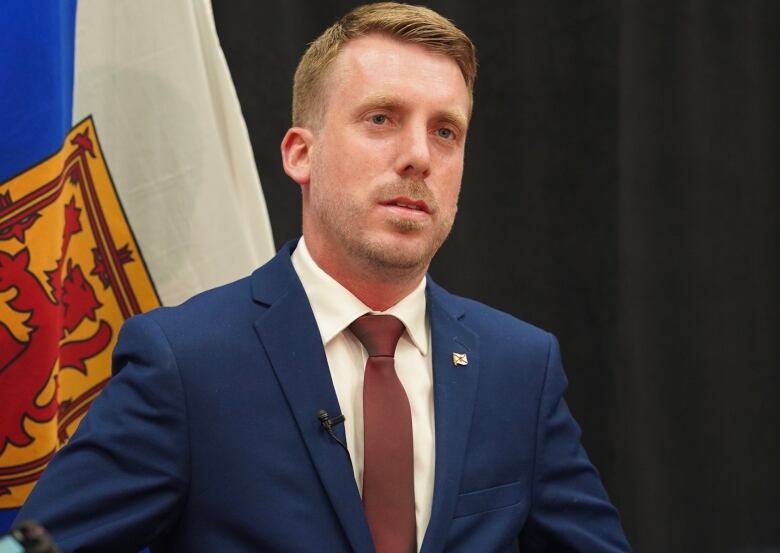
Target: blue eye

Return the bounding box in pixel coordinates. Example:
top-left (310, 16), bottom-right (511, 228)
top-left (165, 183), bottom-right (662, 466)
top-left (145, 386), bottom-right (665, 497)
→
top-left (437, 128), bottom-right (454, 139)
top-left (371, 114), bottom-right (387, 125)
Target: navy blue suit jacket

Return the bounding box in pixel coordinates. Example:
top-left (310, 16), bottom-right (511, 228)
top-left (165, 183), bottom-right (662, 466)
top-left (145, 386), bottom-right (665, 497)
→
top-left (18, 242), bottom-right (630, 552)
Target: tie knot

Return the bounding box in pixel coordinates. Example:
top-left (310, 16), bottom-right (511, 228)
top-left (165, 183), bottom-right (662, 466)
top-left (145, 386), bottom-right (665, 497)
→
top-left (349, 314), bottom-right (405, 357)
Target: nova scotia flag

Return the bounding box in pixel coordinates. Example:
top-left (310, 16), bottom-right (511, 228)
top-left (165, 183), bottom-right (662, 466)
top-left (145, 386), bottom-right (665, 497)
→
top-left (0, 0), bottom-right (274, 545)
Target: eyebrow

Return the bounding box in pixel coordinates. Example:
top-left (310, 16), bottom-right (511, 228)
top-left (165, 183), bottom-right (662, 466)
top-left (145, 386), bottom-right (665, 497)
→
top-left (356, 94), bottom-right (469, 132)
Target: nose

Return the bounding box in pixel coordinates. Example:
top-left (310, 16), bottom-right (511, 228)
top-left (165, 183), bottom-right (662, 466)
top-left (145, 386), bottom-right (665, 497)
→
top-left (395, 123), bottom-right (431, 179)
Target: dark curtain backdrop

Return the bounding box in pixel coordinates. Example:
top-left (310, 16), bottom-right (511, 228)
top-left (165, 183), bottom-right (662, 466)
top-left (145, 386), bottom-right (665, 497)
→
top-left (212, 2), bottom-right (779, 552)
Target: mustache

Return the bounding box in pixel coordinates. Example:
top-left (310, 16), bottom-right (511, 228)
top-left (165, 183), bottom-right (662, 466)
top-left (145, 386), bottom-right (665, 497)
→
top-left (371, 178), bottom-right (437, 211)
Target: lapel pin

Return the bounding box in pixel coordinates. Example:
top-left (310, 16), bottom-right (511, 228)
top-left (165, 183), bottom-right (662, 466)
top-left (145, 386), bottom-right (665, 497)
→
top-left (452, 352), bottom-right (468, 366)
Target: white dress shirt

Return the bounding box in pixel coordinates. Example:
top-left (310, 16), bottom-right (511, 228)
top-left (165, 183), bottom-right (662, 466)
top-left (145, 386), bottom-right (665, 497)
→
top-left (291, 237), bottom-right (435, 549)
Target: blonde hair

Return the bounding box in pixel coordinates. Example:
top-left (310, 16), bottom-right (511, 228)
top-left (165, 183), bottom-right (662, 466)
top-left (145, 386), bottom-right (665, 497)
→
top-left (292, 2), bottom-right (477, 127)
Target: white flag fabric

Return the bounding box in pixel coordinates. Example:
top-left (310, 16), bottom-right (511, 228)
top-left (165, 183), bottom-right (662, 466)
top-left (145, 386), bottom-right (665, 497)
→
top-left (74, 0), bottom-right (275, 305)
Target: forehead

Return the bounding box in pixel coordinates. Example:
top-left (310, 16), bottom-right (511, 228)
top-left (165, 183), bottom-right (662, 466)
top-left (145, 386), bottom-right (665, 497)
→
top-left (323, 33), bottom-right (470, 120)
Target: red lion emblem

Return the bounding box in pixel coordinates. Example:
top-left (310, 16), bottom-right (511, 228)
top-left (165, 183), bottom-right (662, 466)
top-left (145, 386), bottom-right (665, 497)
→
top-left (0, 197), bottom-right (112, 454)
top-left (1, 119), bottom-right (159, 506)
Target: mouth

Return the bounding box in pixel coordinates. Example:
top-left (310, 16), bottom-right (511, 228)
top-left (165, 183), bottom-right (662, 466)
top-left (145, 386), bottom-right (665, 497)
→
top-left (380, 196), bottom-right (431, 214)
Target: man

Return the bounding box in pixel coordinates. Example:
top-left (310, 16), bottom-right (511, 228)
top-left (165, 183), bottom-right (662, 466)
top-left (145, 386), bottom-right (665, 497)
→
top-left (18, 3), bottom-right (631, 552)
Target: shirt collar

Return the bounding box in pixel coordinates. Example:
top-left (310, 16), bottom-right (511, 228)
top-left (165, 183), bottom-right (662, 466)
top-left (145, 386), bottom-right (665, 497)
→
top-left (291, 236), bottom-right (429, 355)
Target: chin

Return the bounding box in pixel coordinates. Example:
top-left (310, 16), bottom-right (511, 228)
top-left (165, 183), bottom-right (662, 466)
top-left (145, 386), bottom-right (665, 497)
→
top-left (370, 251), bottom-right (428, 271)
top-left (355, 234), bottom-right (438, 272)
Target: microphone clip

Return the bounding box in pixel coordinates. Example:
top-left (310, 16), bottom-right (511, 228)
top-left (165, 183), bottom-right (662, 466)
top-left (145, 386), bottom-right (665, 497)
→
top-left (318, 410), bottom-right (345, 431)
top-left (317, 410), bottom-right (350, 458)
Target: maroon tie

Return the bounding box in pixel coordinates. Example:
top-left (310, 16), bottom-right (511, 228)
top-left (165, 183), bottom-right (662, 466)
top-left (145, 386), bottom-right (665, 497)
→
top-left (349, 314), bottom-right (416, 553)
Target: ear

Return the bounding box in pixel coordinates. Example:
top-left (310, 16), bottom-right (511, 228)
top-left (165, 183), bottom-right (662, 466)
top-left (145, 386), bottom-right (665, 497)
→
top-left (281, 127), bottom-right (314, 186)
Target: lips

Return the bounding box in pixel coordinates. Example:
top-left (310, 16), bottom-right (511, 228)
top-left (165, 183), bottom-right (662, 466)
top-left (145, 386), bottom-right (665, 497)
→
top-left (380, 196), bottom-right (431, 214)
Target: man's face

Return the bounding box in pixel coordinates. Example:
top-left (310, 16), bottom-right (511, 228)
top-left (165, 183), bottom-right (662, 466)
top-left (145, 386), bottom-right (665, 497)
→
top-left (303, 33), bottom-right (470, 276)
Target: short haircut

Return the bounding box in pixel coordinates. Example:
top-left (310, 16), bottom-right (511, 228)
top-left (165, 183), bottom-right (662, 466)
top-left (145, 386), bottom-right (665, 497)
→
top-left (292, 2), bottom-right (477, 128)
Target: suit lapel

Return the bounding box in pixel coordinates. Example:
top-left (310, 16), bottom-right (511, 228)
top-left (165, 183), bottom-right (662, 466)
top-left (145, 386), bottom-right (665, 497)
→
top-left (420, 282), bottom-right (480, 553)
top-left (251, 244), bottom-right (374, 553)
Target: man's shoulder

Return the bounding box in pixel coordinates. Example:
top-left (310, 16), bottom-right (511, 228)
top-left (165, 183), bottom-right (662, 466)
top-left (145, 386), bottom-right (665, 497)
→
top-left (145, 274), bottom-right (256, 327)
top-left (113, 275), bottom-right (259, 358)
top-left (428, 280), bottom-right (553, 350)
top-left (137, 243), bottom-right (296, 331)
top-left (428, 282), bottom-right (558, 382)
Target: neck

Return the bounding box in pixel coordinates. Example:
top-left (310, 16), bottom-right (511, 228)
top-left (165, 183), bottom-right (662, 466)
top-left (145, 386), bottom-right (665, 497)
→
top-left (333, 269), bottom-right (425, 312)
top-left (304, 238), bottom-right (427, 312)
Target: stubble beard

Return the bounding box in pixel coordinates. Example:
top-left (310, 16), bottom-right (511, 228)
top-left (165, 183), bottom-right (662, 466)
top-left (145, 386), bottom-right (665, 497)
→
top-left (314, 178), bottom-right (457, 277)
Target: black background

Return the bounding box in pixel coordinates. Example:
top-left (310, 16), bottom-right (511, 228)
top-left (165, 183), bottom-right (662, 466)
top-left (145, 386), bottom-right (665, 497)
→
top-left (212, 2), bottom-right (780, 551)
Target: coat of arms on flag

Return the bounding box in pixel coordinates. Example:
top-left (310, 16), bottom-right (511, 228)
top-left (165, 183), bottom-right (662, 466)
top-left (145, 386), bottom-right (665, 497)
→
top-left (0, 117), bottom-right (160, 509)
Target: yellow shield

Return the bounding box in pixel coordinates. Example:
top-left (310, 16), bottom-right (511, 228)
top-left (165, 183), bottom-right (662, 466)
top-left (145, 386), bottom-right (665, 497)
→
top-left (0, 117), bottom-right (160, 507)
